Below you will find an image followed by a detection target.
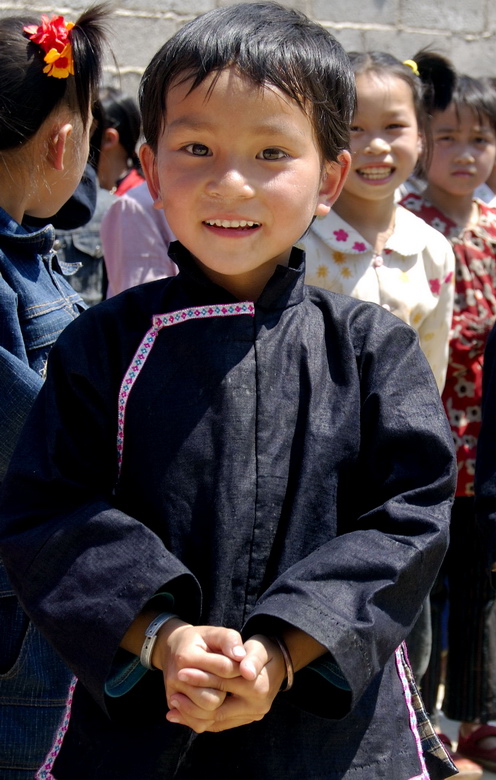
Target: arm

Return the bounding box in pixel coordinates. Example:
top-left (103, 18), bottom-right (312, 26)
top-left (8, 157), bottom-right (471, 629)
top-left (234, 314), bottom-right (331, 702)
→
top-left (240, 311), bottom-right (456, 718)
top-left (0, 302), bottom-right (202, 714)
top-left (0, 276), bottom-right (44, 480)
top-left (417, 241), bottom-right (455, 393)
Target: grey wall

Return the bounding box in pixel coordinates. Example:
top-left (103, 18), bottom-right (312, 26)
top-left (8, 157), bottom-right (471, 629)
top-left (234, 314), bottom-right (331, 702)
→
top-left (5, 0), bottom-right (496, 96)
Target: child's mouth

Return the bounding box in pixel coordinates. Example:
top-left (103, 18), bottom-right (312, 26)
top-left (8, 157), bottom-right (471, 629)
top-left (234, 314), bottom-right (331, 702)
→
top-left (356, 166), bottom-right (394, 181)
top-left (204, 219), bottom-right (261, 229)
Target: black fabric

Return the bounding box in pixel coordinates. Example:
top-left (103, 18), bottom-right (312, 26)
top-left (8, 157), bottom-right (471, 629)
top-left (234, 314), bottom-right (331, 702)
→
top-left (0, 242), bottom-right (456, 778)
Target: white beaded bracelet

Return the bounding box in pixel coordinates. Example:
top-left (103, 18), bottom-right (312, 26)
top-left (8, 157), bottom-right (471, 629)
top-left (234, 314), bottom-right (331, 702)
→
top-left (140, 612), bottom-right (179, 670)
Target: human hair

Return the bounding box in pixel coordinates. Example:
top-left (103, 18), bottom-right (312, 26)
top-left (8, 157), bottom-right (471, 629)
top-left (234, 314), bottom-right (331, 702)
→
top-left (347, 52), bottom-right (428, 134)
top-left (443, 74), bottom-right (496, 133)
top-left (139, 2), bottom-right (355, 162)
top-left (0, 5), bottom-right (110, 152)
top-left (99, 86), bottom-right (142, 170)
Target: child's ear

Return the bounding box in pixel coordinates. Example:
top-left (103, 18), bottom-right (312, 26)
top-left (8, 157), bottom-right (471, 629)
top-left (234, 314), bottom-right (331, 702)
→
top-left (102, 127), bottom-right (120, 151)
top-left (48, 123), bottom-right (73, 172)
top-left (315, 151), bottom-right (351, 217)
top-left (140, 143), bottom-right (164, 210)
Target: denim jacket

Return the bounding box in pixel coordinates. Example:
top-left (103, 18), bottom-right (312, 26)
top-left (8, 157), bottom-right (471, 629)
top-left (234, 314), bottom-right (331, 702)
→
top-left (0, 206), bottom-right (84, 481)
top-left (0, 205), bottom-right (84, 778)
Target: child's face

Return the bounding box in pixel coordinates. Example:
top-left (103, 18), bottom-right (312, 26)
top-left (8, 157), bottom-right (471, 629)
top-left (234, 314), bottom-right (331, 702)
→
top-left (141, 67), bottom-right (349, 299)
top-left (343, 71), bottom-right (421, 204)
top-left (427, 103), bottom-right (496, 197)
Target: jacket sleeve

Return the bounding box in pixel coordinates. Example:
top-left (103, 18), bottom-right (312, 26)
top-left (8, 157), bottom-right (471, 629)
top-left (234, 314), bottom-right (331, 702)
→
top-left (0, 274), bottom-right (44, 481)
top-left (244, 308), bottom-right (456, 717)
top-left (0, 309), bottom-right (201, 712)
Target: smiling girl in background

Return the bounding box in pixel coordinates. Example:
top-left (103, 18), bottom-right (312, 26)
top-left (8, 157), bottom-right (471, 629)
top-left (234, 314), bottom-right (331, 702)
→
top-left (301, 51), bottom-right (455, 394)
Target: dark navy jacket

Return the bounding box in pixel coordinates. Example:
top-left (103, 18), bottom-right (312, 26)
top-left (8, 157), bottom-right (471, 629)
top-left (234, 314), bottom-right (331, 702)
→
top-left (0, 243), bottom-right (456, 779)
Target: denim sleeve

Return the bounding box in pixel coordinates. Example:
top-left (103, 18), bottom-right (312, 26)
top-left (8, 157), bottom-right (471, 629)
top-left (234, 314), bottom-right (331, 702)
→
top-left (0, 347), bottom-right (43, 481)
top-left (0, 260), bottom-right (44, 480)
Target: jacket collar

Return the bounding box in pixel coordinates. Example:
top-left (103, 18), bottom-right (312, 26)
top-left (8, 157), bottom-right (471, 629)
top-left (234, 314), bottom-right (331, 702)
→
top-left (0, 206), bottom-right (55, 257)
top-left (167, 240), bottom-right (306, 311)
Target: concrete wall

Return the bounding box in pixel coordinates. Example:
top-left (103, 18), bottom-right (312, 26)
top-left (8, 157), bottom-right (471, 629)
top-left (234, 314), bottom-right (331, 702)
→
top-left (3, 0), bottom-right (495, 96)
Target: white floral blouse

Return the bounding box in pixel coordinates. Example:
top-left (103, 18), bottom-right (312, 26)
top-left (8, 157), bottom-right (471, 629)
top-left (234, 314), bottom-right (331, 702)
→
top-left (300, 204), bottom-right (455, 393)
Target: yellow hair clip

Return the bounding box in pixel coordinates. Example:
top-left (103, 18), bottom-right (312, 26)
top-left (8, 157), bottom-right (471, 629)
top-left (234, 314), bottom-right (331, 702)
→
top-left (403, 59), bottom-right (419, 77)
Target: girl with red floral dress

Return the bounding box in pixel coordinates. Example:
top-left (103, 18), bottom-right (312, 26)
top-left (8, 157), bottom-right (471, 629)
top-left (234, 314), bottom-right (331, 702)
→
top-left (401, 73), bottom-right (496, 776)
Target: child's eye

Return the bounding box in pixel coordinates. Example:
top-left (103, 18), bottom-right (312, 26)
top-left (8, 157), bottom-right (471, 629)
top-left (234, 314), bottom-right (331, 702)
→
top-left (350, 125), bottom-right (362, 133)
top-left (183, 143), bottom-right (211, 156)
top-left (386, 123), bottom-right (406, 130)
top-left (474, 136), bottom-right (489, 145)
top-left (258, 148), bottom-right (288, 160)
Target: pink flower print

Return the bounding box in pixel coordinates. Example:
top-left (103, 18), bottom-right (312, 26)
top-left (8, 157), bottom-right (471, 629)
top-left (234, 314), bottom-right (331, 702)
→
top-left (352, 242), bottom-right (367, 252)
top-left (333, 229), bottom-right (349, 242)
top-left (429, 278), bottom-right (441, 295)
top-left (444, 271), bottom-right (453, 284)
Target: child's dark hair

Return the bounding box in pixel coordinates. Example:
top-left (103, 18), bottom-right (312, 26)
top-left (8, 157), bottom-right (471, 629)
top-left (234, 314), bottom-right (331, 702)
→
top-left (0, 5), bottom-right (110, 152)
top-left (99, 86), bottom-right (142, 171)
top-left (439, 74), bottom-right (496, 134)
top-left (139, 2), bottom-right (355, 162)
top-left (347, 52), bottom-right (427, 136)
top-left (346, 50), bottom-right (456, 161)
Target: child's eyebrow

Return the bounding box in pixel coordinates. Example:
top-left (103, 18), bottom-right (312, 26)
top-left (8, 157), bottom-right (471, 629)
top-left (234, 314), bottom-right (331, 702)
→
top-left (166, 114), bottom-right (306, 139)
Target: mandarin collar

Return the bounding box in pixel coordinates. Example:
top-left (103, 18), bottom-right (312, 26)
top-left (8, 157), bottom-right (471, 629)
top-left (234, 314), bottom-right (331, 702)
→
top-left (167, 241), bottom-right (306, 311)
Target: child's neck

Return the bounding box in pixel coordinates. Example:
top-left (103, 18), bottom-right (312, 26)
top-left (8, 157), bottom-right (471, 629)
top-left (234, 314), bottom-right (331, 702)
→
top-left (424, 183), bottom-right (478, 229)
top-left (332, 191), bottom-right (396, 256)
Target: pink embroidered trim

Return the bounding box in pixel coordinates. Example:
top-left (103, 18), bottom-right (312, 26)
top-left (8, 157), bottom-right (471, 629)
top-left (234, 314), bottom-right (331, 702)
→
top-left (395, 645), bottom-right (430, 780)
top-left (36, 676), bottom-right (77, 779)
top-left (117, 301), bottom-right (255, 475)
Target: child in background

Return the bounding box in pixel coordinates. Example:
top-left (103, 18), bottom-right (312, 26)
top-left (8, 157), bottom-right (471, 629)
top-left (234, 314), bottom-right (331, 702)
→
top-left (101, 180), bottom-right (177, 297)
top-left (401, 70), bottom-right (496, 776)
top-left (301, 51), bottom-right (455, 394)
top-left (0, 4), bottom-right (457, 779)
top-left (474, 78), bottom-right (496, 208)
top-left (97, 86), bottom-right (145, 195)
top-left (0, 8), bottom-right (109, 779)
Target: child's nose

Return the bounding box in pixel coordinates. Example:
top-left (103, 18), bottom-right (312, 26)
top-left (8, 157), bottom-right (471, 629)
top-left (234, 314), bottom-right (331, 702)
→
top-left (454, 145), bottom-right (475, 163)
top-left (364, 136), bottom-right (391, 154)
top-left (205, 161), bottom-right (255, 199)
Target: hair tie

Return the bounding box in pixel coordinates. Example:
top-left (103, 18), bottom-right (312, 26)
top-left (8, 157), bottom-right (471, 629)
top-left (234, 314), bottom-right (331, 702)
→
top-left (24, 15), bottom-right (74, 79)
top-left (403, 59), bottom-right (419, 77)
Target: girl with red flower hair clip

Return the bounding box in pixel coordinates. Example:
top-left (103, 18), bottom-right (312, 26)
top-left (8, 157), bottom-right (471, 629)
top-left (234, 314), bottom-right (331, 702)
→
top-left (0, 5), bottom-right (110, 779)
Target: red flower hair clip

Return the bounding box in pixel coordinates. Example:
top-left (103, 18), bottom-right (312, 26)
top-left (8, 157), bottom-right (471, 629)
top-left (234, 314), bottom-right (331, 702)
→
top-left (24, 15), bottom-right (75, 79)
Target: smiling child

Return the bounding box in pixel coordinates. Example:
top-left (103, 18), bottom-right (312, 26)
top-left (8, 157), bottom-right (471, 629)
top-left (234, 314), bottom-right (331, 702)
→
top-left (0, 5), bottom-right (457, 779)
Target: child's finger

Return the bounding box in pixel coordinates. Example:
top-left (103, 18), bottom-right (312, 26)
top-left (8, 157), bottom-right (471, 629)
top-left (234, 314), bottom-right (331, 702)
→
top-left (200, 626), bottom-right (246, 662)
top-left (167, 691), bottom-right (226, 723)
top-left (177, 666), bottom-right (240, 688)
top-left (238, 635), bottom-right (272, 681)
top-left (171, 683), bottom-right (227, 712)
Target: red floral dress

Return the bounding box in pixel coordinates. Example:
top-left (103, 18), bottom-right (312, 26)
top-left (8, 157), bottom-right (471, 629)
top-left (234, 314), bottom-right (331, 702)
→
top-left (401, 193), bottom-right (496, 495)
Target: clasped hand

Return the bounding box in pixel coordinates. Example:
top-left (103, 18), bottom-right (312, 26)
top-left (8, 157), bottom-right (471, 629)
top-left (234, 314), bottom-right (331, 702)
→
top-left (151, 621), bottom-right (287, 733)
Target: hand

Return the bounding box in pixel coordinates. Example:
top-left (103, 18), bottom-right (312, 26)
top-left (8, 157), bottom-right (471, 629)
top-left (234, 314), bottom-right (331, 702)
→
top-left (166, 634), bottom-right (286, 733)
top-left (153, 621), bottom-right (246, 725)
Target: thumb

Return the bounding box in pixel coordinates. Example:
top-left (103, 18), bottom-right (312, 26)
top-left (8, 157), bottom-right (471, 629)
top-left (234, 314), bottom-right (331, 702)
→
top-left (239, 635), bottom-right (272, 681)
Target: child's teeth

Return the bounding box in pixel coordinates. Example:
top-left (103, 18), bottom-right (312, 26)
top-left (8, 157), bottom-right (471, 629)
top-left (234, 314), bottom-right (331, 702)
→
top-left (206, 219), bottom-right (259, 228)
